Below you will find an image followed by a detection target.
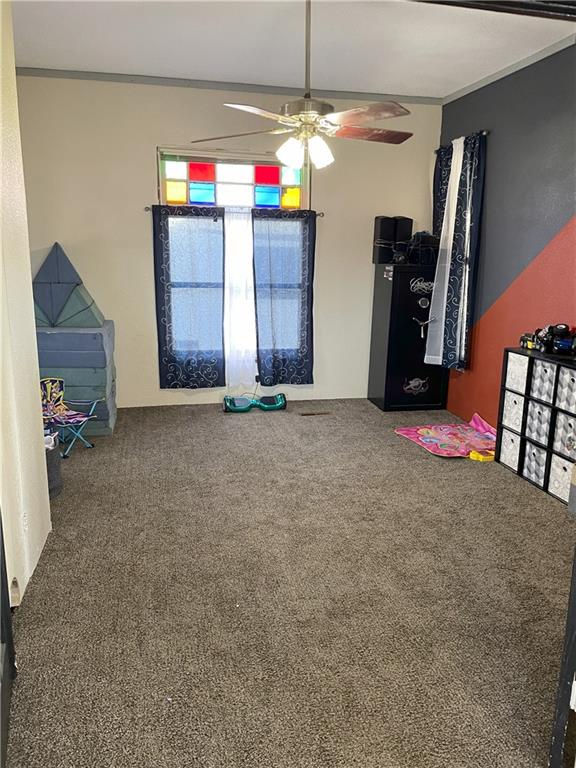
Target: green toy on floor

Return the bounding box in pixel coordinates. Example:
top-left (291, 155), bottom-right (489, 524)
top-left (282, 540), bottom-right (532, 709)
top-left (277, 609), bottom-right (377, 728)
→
top-left (223, 393), bottom-right (287, 413)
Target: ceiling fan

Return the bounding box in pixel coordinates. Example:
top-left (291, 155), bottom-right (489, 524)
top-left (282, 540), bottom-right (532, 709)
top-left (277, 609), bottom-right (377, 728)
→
top-left (190, 0), bottom-right (413, 170)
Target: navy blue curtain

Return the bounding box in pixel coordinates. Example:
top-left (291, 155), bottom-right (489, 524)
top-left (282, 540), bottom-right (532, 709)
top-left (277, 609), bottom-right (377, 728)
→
top-left (252, 209), bottom-right (316, 386)
top-left (432, 132), bottom-right (486, 369)
top-left (433, 143), bottom-right (453, 239)
top-left (153, 205), bottom-right (226, 388)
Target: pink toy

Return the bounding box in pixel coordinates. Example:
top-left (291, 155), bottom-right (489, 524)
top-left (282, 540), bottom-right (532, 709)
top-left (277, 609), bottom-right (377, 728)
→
top-left (394, 413), bottom-right (496, 458)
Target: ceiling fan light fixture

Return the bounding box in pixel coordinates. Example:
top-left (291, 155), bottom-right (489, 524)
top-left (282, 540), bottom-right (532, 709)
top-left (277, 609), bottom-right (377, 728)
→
top-left (196, 2), bottom-right (412, 163)
top-left (308, 135), bottom-right (335, 170)
top-left (276, 136), bottom-right (305, 169)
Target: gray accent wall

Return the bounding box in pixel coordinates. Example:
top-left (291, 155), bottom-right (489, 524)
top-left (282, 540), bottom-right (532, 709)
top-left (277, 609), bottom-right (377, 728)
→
top-left (441, 45), bottom-right (576, 319)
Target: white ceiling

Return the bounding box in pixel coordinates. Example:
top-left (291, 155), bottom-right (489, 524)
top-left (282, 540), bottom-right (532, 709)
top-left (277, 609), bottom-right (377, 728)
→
top-left (12, 0), bottom-right (575, 100)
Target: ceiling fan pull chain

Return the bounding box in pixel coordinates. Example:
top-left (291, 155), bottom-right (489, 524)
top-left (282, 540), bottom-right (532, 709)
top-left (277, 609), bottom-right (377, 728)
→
top-left (304, 0), bottom-right (312, 98)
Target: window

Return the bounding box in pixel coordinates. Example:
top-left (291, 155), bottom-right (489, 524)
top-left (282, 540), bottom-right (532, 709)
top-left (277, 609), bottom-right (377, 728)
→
top-left (152, 207), bottom-right (316, 390)
top-left (167, 214), bottom-right (224, 355)
top-left (153, 207), bottom-right (226, 389)
top-left (158, 151), bottom-right (303, 210)
top-left (252, 210), bottom-right (315, 386)
top-left (154, 151), bottom-right (314, 390)
top-left (253, 218), bottom-right (304, 351)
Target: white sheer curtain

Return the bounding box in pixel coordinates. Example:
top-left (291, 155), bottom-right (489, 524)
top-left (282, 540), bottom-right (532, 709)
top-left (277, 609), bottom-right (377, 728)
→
top-left (223, 208), bottom-right (259, 389)
top-left (424, 137), bottom-right (464, 366)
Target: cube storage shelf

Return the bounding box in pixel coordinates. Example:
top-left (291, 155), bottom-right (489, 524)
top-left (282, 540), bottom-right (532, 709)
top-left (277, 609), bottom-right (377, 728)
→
top-left (496, 348), bottom-right (576, 504)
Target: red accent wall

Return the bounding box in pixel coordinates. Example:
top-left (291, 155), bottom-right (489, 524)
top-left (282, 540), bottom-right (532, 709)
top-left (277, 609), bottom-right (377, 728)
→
top-left (447, 216), bottom-right (576, 426)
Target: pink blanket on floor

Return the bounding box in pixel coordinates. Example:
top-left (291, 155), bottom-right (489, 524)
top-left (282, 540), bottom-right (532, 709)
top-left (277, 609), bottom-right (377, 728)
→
top-left (394, 413), bottom-right (496, 458)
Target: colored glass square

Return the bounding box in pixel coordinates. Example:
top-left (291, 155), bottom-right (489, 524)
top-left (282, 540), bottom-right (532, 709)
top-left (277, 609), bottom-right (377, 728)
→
top-left (216, 183), bottom-right (253, 207)
top-left (254, 186), bottom-right (281, 208)
top-left (216, 163), bottom-right (253, 184)
top-left (255, 165), bottom-right (281, 186)
top-left (164, 161), bottom-right (187, 180)
top-left (281, 166), bottom-right (301, 186)
top-left (189, 182), bottom-right (216, 205)
top-left (166, 180), bottom-right (187, 204)
top-left (281, 187), bottom-right (301, 209)
top-left (189, 162), bottom-right (216, 182)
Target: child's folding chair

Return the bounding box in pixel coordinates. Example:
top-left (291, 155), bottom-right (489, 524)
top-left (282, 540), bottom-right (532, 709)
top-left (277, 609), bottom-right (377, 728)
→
top-left (40, 378), bottom-right (99, 458)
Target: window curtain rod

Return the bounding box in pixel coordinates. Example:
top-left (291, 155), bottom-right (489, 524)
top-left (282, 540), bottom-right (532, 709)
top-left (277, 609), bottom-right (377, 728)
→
top-left (435, 130), bottom-right (489, 153)
top-left (143, 206), bottom-right (325, 216)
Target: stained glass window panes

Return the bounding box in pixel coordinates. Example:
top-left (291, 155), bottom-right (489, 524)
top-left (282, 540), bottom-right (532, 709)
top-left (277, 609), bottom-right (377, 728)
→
top-left (281, 166), bottom-right (301, 186)
top-left (165, 161), bottom-right (187, 180)
top-left (166, 180), bottom-right (188, 204)
top-left (216, 183), bottom-right (254, 207)
top-left (254, 165), bottom-right (281, 186)
top-left (189, 162), bottom-right (216, 182)
top-left (281, 187), bottom-right (301, 209)
top-left (216, 163), bottom-right (253, 184)
top-left (189, 182), bottom-right (216, 205)
top-left (254, 186), bottom-right (281, 208)
top-left (159, 151), bottom-right (301, 208)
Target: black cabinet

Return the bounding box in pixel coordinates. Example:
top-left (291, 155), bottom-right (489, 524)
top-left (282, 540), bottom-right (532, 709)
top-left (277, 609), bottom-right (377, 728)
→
top-left (367, 264), bottom-right (448, 411)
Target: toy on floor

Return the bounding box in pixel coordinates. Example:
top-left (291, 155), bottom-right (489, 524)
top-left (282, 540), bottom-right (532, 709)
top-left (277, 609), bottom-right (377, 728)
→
top-left (468, 450), bottom-right (495, 462)
top-left (223, 393), bottom-right (287, 413)
top-left (394, 413), bottom-right (496, 458)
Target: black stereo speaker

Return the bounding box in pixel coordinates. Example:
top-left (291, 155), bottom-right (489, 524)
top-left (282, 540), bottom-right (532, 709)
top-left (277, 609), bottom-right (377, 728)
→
top-left (372, 216), bottom-right (413, 264)
top-left (393, 216), bottom-right (413, 246)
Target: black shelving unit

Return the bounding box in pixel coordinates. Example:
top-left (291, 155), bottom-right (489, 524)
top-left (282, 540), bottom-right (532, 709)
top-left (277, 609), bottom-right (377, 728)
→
top-left (495, 348), bottom-right (576, 504)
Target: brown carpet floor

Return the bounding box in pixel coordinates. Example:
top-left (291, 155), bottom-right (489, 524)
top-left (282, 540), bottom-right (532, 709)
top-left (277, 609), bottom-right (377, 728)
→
top-left (6, 400), bottom-right (576, 767)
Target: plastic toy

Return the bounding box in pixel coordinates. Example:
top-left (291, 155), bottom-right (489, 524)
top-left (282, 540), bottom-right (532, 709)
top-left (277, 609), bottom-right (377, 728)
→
top-left (223, 393), bottom-right (287, 413)
top-left (519, 333), bottom-right (536, 350)
top-left (520, 324), bottom-right (576, 355)
top-left (468, 450), bottom-right (495, 462)
top-left (553, 336), bottom-right (576, 355)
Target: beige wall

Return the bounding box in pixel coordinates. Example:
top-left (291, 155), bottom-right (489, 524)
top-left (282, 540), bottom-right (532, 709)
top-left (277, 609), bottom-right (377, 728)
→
top-left (17, 75), bottom-right (441, 407)
top-left (1, 2), bottom-right (51, 603)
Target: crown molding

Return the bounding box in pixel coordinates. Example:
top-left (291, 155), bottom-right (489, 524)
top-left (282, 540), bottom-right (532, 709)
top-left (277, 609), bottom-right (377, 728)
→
top-left (442, 34), bottom-right (575, 104)
top-left (17, 33), bottom-right (575, 109)
top-left (15, 68), bottom-right (443, 105)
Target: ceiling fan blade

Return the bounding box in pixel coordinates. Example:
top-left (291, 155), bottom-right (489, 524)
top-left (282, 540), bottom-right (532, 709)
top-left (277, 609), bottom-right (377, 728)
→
top-left (190, 128), bottom-right (293, 145)
top-left (223, 103), bottom-right (298, 125)
top-left (325, 101), bottom-right (410, 126)
top-left (332, 126), bottom-right (413, 144)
